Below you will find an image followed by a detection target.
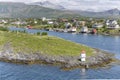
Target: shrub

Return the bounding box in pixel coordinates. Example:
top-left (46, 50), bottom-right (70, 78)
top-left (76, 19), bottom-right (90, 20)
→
top-left (0, 27), bottom-right (8, 31)
top-left (23, 30), bottom-right (26, 33)
top-left (12, 30), bottom-right (17, 33)
top-left (37, 32), bottom-right (41, 35)
top-left (41, 32), bottom-right (48, 36)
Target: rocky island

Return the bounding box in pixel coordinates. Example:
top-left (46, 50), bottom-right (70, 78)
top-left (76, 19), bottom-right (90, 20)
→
top-left (0, 29), bottom-right (117, 69)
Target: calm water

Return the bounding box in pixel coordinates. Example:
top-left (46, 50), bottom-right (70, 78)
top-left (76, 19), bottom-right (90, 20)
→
top-left (0, 27), bottom-right (120, 80)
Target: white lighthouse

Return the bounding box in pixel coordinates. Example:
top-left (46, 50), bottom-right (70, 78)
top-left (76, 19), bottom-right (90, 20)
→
top-left (80, 50), bottom-right (86, 61)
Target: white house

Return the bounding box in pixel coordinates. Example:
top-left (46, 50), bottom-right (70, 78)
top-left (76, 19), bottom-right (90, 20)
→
top-left (80, 26), bottom-right (88, 33)
top-left (106, 20), bottom-right (120, 29)
top-left (78, 21), bottom-right (86, 26)
top-left (65, 22), bottom-right (72, 29)
top-left (11, 21), bottom-right (27, 25)
top-left (42, 17), bottom-right (46, 21)
top-left (47, 21), bottom-right (54, 24)
top-left (34, 21), bottom-right (38, 24)
top-left (71, 27), bottom-right (77, 32)
top-left (106, 20), bottom-right (117, 25)
top-left (67, 27), bottom-right (77, 33)
top-left (2, 20), bottom-right (8, 24)
top-left (92, 23), bottom-right (103, 28)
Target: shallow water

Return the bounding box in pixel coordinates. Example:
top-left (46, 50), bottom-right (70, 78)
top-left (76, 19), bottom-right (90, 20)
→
top-left (0, 27), bottom-right (120, 79)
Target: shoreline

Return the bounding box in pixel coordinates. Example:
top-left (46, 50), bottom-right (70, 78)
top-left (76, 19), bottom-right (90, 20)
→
top-left (9, 27), bottom-right (120, 36)
top-left (0, 48), bottom-right (117, 69)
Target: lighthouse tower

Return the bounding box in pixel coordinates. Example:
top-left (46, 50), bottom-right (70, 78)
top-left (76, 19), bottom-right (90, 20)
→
top-left (80, 50), bottom-right (86, 61)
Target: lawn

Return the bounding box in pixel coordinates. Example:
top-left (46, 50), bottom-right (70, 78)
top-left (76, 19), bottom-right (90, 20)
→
top-left (0, 31), bottom-right (94, 57)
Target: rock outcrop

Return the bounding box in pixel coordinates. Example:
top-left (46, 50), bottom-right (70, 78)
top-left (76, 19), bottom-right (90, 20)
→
top-left (0, 43), bottom-right (116, 69)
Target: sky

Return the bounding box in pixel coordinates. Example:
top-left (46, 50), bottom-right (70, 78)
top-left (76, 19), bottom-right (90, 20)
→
top-left (0, 0), bottom-right (120, 11)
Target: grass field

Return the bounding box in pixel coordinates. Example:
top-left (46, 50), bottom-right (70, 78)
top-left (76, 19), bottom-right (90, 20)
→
top-left (0, 31), bottom-right (94, 57)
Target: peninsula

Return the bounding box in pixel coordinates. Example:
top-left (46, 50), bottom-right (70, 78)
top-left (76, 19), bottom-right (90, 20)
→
top-left (0, 29), bottom-right (116, 69)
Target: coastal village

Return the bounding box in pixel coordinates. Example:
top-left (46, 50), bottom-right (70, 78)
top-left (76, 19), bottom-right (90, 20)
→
top-left (0, 17), bottom-right (120, 35)
top-left (0, 1), bottom-right (120, 79)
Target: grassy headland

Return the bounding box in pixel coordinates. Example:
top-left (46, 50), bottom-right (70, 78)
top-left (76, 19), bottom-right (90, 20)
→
top-left (0, 31), bottom-right (93, 56)
top-left (0, 29), bottom-right (116, 69)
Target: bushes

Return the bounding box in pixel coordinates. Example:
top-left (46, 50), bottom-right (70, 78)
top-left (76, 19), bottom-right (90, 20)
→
top-left (10, 30), bottom-right (48, 36)
top-left (0, 27), bottom-right (8, 31)
top-left (11, 30), bottom-right (27, 33)
top-left (36, 32), bottom-right (48, 36)
top-left (41, 32), bottom-right (48, 36)
top-left (37, 32), bottom-right (41, 35)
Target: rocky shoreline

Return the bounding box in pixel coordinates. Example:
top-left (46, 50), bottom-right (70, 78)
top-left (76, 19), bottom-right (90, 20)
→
top-left (0, 43), bottom-right (117, 69)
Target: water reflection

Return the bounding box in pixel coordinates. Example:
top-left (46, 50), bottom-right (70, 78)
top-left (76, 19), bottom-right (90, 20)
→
top-left (81, 68), bottom-right (86, 75)
top-left (114, 36), bottom-right (120, 42)
top-left (80, 68), bottom-right (87, 79)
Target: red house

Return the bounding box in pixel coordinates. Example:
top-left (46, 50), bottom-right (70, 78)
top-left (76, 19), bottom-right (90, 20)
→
top-left (27, 25), bottom-right (32, 29)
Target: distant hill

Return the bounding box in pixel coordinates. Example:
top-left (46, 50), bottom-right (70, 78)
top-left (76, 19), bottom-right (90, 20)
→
top-left (0, 2), bottom-right (120, 19)
top-left (0, 2), bottom-right (80, 18)
top-left (30, 1), bottom-right (65, 10)
top-left (74, 8), bottom-right (120, 18)
top-left (30, 1), bottom-right (120, 19)
top-left (29, 1), bottom-right (120, 19)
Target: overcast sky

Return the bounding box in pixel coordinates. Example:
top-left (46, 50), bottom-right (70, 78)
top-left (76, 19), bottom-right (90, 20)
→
top-left (0, 0), bottom-right (120, 11)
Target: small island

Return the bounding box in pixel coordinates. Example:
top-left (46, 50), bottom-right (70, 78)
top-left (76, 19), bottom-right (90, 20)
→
top-left (0, 28), bottom-right (117, 69)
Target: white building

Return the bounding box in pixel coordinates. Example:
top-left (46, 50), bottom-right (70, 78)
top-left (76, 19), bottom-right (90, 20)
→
top-left (42, 17), bottom-right (46, 21)
top-left (67, 27), bottom-right (77, 33)
top-left (80, 26), bottom-right (88, 33)
top-left (34, 21), bottom-right (38, 24)
top-left (2, 20), bottom-right (8, 24)
top-left (71, 27), bottom-right (77, 32)
top-left (92, 23), bottom-right (103, 28)
top-left (65, 22), bottom-right (72, 29)
top-left (48, 21), bottom-right (54, 24)
top-left (106, 20), bottom-right (120, 29)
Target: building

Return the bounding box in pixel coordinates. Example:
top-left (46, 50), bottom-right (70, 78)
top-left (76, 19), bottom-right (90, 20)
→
top-left (42, 17), bottom-right (46, 21)
top-left (65, 22), bottom-right (72, 29)
top-left (92, 23), bottom-right (103, 28)
top-left (11, 21), bottom-right (27, 25)
top-left (59, 18), bottom-right (68, 22)
top-left (106, 20), bottom-right (120, 29)
top-left (47, 21), bottom-right (54, 24)
top-left (78, 21), bottom-right (86, 26)
top-left (80, 26), bottom-right (88, 33)
top-left (67, 27), bottom-right (77, 33)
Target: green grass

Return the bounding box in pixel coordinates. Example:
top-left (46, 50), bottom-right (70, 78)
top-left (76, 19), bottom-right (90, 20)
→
top-left (0, 31), bottom-right (94, 57)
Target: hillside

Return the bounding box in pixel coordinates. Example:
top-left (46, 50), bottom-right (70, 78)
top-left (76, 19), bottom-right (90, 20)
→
top-left (30, 1), bottom-right (65, 10)
top-left (0, 2), bottom-right (80, 18)
top-left (0, 2), bottom-right (120, 18)
top-left (74, 8), bottom-right (120, 18)
top-left (30, 1), bottom-right (120, 19)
